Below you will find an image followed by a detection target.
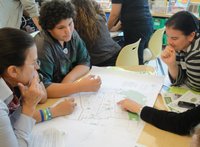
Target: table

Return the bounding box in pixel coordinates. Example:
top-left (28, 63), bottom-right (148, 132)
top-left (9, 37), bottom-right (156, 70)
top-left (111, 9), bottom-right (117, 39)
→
top-left (131, 65), bottom-right (191, 147)
top-left (36, 65), bottom-right (191, 147)
top-left (138, 94), bottom-right (191, 147)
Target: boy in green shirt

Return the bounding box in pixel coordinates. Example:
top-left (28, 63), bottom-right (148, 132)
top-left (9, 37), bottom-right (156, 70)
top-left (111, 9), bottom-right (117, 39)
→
top-left (34, 1), bottom-right (101, 98)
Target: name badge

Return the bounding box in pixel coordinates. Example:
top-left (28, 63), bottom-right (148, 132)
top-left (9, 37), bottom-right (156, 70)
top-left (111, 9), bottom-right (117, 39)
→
top-left (180, 61), bottom-right (186, 69)
top-left (63, 48), bottom-right (68, 54)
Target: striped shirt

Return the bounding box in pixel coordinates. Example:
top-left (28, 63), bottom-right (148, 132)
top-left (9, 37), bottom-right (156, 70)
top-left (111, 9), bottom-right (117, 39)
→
top-left (169, 36), bottom-right (200, 91)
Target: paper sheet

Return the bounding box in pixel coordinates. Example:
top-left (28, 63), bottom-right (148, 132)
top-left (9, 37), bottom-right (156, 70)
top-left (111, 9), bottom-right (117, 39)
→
top-left (31, 66), bottom-right (164, 147)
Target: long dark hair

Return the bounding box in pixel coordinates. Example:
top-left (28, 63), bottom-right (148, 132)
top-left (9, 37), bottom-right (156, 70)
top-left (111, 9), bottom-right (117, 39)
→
top-left (166, 11), bottom-right (200, 36)
top-left (0, 28), bottom-right (35, 74)
top-left (71, 0), bottom-right (100, 49)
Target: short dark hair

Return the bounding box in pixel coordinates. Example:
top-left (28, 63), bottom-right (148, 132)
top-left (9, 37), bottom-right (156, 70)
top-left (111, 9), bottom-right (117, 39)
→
top-left (39, 0), bottom-right (76, 31)
top-left (166, 11), bottom-right (200, 36)
top-left (0, 28), bottom-right (35, 74)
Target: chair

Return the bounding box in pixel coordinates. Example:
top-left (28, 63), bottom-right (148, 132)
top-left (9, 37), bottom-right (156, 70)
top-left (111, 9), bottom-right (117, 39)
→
top-left (143, 27), bottom-right (165, 75)
top-left (115, 38), bottom-right (141, 66)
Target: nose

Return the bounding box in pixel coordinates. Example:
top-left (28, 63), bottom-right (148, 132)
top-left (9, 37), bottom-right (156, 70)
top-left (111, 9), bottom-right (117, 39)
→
top-left (64, 26), bottom-right (71, 35)
top-left (167, 37), bottom-right (172, 46)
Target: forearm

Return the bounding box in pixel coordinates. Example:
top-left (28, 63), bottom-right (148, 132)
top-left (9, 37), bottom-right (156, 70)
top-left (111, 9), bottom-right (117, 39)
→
top-left (140, 106), bottom-right (200, 135)
top-left (14, 114), bottom-right (36, 147)
top-left (107, 4), bottom-right (121, 30)
top-left (33, 107), bottom-right (61, 123)
top-left (46, 82), bottom-right (80, 98)
top-left (0, 103), bottom-right (20, 147)
top-left (61, 65), bottom-right (90, 83)
top-left (1, 114), bottom-right (34, 147)
top-left (167, 63), bottom-right (179, 80)
top-left (107, 14), bottom-right (119, 30)
top-left (110, 21), bottom-right (122, 32)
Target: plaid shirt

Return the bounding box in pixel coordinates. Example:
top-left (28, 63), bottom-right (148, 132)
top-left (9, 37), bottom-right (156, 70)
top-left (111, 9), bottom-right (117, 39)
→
top-left (35, 30), bottom-right (90, 87)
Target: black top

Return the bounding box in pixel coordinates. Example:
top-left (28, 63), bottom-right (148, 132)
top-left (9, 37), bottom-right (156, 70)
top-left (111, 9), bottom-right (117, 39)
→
top-left (111, 0), bottom-right (152, 25)
top-left (141, 106), bottom-right (200, 135)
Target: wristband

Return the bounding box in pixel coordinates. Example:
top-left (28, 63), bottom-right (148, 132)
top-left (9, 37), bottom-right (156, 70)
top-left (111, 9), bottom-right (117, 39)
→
top-left (43, 109), bottom-right (48, 121)
top-left (46, 107), bottom-right (52, 120)
top-left (39, 109), bottom-right (44, 122)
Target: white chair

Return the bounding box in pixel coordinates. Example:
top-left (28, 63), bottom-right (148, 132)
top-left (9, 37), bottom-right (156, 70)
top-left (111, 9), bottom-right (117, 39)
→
top-left (143, 27), bottom-right (165, 75)
top-left (115, 38), bottom-right (141, 66)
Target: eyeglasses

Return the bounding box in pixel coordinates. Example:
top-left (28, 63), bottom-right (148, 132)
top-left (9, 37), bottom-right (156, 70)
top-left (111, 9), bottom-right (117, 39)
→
top-left (35, 60), bottom-right (41, 67)
top-left (25, 59), bottom-right (41, 68)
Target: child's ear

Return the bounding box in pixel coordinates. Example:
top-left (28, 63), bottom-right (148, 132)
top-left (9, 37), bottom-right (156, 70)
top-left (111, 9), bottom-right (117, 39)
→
top-left (188, 32), bottom-right (196, 42)
top-left (6, 66), bottom-right (20, 79)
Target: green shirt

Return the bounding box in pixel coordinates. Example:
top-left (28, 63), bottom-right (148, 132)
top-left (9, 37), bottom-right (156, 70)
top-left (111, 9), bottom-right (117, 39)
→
top-left (34, 30), bottom-right (90, 87)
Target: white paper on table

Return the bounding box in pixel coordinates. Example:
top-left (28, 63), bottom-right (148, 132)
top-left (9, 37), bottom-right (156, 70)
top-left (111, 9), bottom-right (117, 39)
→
top-left (31, 66), bottom-right (164, 147)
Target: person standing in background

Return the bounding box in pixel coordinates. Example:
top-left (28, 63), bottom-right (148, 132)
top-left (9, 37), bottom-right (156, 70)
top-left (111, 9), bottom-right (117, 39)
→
top-left (107, 0), bottom-right (153, 65)
top-left (0, 0), bottom-right (41, 30)
top-left (71, 0), bottom-right (121, 66)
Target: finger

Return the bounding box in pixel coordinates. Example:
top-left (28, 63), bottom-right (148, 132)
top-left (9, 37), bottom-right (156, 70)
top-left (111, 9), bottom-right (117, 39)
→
top-left (87, 75), bottom-right (94, 79)
top-left (166, 45), bottom-right (174, 53)
top-left (95, 76), bottom-right (101, 81)
top-left (90, 75), bottom-right (95, 78)
top-left (97, 76), bottom-right (101, 80)
top-left (29, 76), bottom-right (39, 89)
top-left (90, 75), bottom-right (97, 80)
top-left (98, 78), bottom-right (102, 84)
top-left (35, 96), bottom-right (42, 104)
top-left (69, 98), bottom-right (75, 102)
top-left (31, 71), bottom-right (40, 84)
top-left (117, 100), bottom-right (123, 105)
top-left (73, 102), bottom-right (77, 107)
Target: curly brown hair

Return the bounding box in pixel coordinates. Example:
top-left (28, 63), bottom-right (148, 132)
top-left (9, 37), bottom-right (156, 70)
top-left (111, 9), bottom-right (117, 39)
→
top-left (39, 0), bottom-right (76, 31)
top-left (71, 0), bottom-right (101, 49)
